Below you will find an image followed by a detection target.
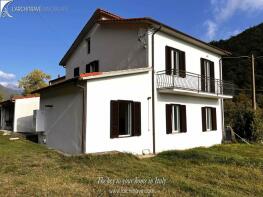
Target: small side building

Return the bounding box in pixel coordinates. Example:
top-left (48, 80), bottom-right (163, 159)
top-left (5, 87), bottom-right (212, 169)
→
top-left (0, 95), bottom-right (40, 133)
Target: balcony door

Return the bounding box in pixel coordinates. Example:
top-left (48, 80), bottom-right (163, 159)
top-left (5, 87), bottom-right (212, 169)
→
top-left (201, 58), bottom-right (215, 93)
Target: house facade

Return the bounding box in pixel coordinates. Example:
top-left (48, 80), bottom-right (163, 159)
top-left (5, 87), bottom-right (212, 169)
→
top-left (35, 9), bottom-right (233, 155)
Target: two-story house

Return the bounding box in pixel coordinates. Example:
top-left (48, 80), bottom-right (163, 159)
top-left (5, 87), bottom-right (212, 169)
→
top-left (34, 9), bottom-right (233, 155)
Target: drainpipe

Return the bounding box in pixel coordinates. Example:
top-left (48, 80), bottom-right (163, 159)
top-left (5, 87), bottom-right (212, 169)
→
top-left (77, 83), bottom-right (87, 154)
top-left (151, 25), bottom-right (161, 155)
top-left (219, 58), bottom-right (225, 141)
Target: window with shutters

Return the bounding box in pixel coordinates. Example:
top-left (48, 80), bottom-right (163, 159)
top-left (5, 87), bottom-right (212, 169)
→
top-left (201, 58), bottom-right (215, 93)
top-left (165, 46), bottom-right (186, 77)
top-left (166, 104), bottom-right (187, 134)
top-left (202, 107), bottom-right (217, 132)
top-left (74, 67), bottom-right (79, 77)
top-left (110, 100), bottom-right (141, 138)
top-left (86, 60), bottom-right (99, 73)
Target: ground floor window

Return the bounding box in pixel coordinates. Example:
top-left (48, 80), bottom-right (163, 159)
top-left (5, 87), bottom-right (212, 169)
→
top-left (110, 100), bottom-right (141, 138)
top-left (166, 104), bottom-right (187, 134)
top-left (202, 107), bottom-right (217, 131)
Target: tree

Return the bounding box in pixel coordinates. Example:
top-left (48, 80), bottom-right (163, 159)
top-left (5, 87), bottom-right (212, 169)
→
top-left (19, 69), bottom-right (51, 95)
top-left (0, 94), bottom-right (3, 102)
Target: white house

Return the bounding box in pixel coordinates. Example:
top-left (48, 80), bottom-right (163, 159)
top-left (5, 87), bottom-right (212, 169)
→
top-left (34, 9), bottom-right (233, 155)
top-left (0, 95), bottom-right (40, 133)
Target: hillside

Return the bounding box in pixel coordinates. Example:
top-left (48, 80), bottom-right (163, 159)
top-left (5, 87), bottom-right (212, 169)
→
top-left (0, 84), bottom-right (21, 100)
top-left (210, 23), bottom-right (263, 93)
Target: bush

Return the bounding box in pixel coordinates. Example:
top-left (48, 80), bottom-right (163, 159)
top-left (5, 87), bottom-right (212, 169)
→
top-left (224, 93), bottom-right (263, 142)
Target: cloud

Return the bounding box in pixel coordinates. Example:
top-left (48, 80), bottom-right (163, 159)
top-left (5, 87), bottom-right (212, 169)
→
top-left (0, 81), bottom-right (20, 90)
top-left (0, 70), bottom-right (16, 80)
top-left (205, 0), bottom-right (263, 40)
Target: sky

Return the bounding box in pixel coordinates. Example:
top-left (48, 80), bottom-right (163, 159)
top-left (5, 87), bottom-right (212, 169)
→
top-left (0, 0), bottom-right (263, 90)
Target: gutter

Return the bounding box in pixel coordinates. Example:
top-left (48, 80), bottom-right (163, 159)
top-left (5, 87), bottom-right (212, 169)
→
top-left (151, 25), bottom-right (162, 155)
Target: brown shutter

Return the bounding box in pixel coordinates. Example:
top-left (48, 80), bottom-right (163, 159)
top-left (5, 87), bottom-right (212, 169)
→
top-left (211, 107), bottom-right (217, 130)
top-left (200, 58), bottom-right (205, 91)
top-left (110, 101), bottom-right (119, 138)
top-left (180, 105), bottom-right (187, 132)
top-left (132, 102), bottom-right (141, 136)
top-left (210, 61), bottom-right (215, 93)
top-left (179, 51), bottom-right (186, 78)
top-left (201, 107), bottom-right (206, 132)
top-left (165, 46), bottom-right (171, 75)
top-left (166, 104), bottom-right (172, 134)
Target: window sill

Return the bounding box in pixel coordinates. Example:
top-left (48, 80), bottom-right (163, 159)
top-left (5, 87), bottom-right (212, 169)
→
top-left (117, 134), bottom-right (133, 138)
top-left (203, 130), bottom-right (217, 132)
top-left (168, 132), bottom-right (186, 135)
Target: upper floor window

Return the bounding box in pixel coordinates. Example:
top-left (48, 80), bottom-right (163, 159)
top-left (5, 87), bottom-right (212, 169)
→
top-left (165, 46), bottom-right (186, 77)
top-left (201, 107), bottom-right (217, 132)
top-left (110, 100), bottom-right (141, 138)
top-left (86, 37), bottom-right (91, 54)
top-left (166, 104), bottom-right (187, 134)
top-left (201, 58), bottom-right (215, 93)
top-left (86, 60), bottom-right (99, 73)
top-left (74, 67), bottom-right (79, 77)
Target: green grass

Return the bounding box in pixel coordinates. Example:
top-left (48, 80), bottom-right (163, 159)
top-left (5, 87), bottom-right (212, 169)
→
top-left (0, 134), bottom-right (262, 196)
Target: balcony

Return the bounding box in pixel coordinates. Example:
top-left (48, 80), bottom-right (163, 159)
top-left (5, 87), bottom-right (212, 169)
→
top-left (156, 69), bottom-right (234, 99)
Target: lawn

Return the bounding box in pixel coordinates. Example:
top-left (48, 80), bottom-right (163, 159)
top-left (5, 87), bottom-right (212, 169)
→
top-left (0, 134), bottom-right (262, 196)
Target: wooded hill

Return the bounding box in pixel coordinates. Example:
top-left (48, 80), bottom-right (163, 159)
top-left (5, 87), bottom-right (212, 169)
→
top-left (210, 23), bottom-right (263, 94)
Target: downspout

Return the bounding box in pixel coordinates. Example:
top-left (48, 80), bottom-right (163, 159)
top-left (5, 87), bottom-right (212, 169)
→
top-left (77, 82), bottom-right (87, 154)
top-left (219, 58), bottom-right (225, 141)
top-left (151, 25), bottom-right (161, 155)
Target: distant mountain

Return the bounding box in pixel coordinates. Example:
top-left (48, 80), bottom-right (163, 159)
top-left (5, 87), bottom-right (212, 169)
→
top-left (0, 84), bottom-right (21, 100)
top-left (210, 23), bottom-right (263, 94)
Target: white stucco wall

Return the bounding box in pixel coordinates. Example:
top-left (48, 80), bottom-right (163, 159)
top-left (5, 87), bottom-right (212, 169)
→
top-left (85, 71), bottom-right (153, 154)
top-left (155, 94), bottom-right (223, 153)
top-left (65, 24), bottom-right (148, 79)
top-left (13, 97), bottom-right (40, 133)
top-left (153, 31), bottom-right (221, 78)
top-left (152, 31), bottom-right (223, 152)
top-left (39, 84), bottom-right (83, 154)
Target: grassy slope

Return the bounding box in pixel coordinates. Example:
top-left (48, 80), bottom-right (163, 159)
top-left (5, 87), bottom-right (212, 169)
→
top-left (0, 135), bottom-right (262, 196)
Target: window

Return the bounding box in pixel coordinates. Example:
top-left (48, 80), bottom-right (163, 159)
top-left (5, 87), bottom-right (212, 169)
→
top-left (86, 37), bottom-right (91, 54)
top-left (201, 107), bottom-right (217, 132)
top-left (166, 104), bottom-right (187, 134)
top-left (86, 60), bottom-right (99, 73)
top-left (165, 46), bottom-right (186, 77)
top-left (110, 100), bottom-right (141, 138)
top-left (74, 67), bottom-right (79, 77)
top-left (201, 58), bottom-right (215, 93)
top-left (119, 102), bottom-right (132, 136)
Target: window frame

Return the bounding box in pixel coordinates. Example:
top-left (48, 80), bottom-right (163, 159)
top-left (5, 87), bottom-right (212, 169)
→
top-left (86, 60), bottom-right (99, 73)
top-left (172, 104), bottom-right (181, 133)
top-left (202, 107), bottom-right (217, 132)
top-left (118, 101), bottom-right (133, 137)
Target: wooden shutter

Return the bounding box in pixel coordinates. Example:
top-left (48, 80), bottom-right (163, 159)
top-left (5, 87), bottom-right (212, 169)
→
top-left (201, 107), bottom-right (206, 132)
top-left (210, 61), bottom-right (215, 93)
top-left (166, 104), bottom-right (172, 134)
top-left (110, 101), bottom-right (119, 138)
top-left (200, 59), bottom-right (205, 91)
top-left (180, 105), bottom-right (187, 132)
top-left (211, 108), bottom-right (217, 130)
top-left (132, 102), bottom-right (141, 136)
top-left (165, 46), bottom-right (171, 75)
top-left (179, 51), bottom-right (186, 78)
